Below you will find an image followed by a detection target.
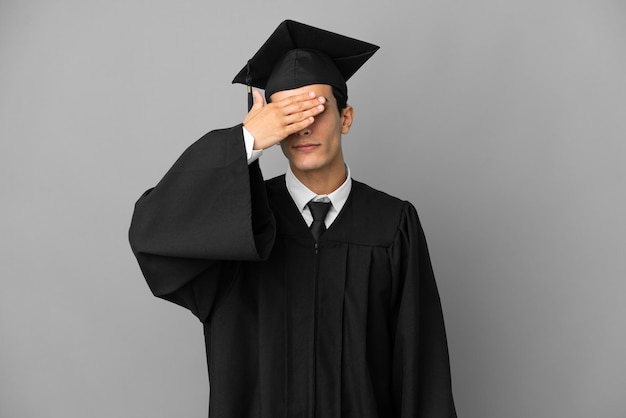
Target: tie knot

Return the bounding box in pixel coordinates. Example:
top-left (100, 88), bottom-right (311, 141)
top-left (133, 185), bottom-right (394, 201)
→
top-left (308, 201), bottom-right (331, 222)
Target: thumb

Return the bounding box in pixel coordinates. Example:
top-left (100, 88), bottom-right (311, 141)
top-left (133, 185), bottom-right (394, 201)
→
top-left (251, 89), bottom-right (265, 110)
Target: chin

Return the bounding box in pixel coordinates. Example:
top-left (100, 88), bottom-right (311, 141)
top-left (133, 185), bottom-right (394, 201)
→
top-left (292, 163), bottom-right (323, 174)
top-left (289, 154), bottom-right (322, 170)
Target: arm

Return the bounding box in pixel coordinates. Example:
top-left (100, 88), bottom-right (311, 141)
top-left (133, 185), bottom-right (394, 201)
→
top-left (129, 125), bottom-right (274, 321)
top-left (128, 89), bottom-right (326, 321)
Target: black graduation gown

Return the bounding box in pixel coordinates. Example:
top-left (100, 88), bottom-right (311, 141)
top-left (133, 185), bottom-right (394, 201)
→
top-left (129, 125), bottom-right (456, 418)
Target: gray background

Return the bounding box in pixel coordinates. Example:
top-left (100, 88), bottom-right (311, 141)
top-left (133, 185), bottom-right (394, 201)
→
top-left (1, 1), bottom-right (625, 417)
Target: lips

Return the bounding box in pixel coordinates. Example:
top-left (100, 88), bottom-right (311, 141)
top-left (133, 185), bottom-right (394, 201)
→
top-left (293, 143), bottom-right (320, 152)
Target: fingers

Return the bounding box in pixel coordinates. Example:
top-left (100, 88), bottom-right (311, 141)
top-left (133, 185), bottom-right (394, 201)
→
top-left (272, 95), bottom-right (325, 134)
top-left (263, 90), bottom-right (325, 130)
top-left (280, 97), bottom-right (326, 124)
top-left (282, 102), bottom-right (324, 126)
top-left (282, 116), bottom-right (315, 137)
top-left (242, 89), bottom-right (327, 149)
top-left (283, 98), bottom-right (326, 119)
top-left (276, 92), bottom-right (326, 116)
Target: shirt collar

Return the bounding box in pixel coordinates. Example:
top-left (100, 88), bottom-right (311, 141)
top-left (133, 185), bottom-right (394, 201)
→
top-left (285, 165), bottom-right (352, 214)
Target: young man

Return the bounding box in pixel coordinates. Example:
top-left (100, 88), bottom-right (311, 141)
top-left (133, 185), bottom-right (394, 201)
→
top-left (130, 20), bottom-right (456, 418)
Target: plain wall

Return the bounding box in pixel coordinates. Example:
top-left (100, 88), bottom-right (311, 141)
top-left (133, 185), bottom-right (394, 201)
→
top-left (1, 1), bottom-right (625, 417)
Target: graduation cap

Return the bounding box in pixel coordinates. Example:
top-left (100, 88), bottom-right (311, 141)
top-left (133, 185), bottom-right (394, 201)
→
top-left (232, 20), bottom-right (379, 111)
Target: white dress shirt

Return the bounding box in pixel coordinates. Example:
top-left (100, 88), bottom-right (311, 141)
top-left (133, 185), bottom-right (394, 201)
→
top-left (285, 165), bottom-right (352, 228)
top-left (243, 126), bottom-right (263, 164)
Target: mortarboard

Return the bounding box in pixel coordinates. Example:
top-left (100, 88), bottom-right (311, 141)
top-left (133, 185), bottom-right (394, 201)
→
top-left (232, 20), bottom-right (379, 111)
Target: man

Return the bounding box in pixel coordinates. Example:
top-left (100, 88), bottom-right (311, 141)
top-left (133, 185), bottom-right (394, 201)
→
top-left (129, 20), bottom-right (456, 418)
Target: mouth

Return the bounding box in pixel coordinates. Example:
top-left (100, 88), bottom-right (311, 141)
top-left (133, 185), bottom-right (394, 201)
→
top-left (293, 143), bottom-right (320, 152)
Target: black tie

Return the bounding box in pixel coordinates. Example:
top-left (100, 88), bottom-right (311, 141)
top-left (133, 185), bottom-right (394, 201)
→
top-left (308, 201), bottom-right (331, 242)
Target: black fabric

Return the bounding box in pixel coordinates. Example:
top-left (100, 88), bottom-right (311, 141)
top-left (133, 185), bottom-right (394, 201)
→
top-left (129, 125), bottom-right (457, 418)
top-left (308, 200), bottom-right (331, 242)
top-left (232, 20), bottom-right (379, 103)
top-left (264, 49), bottom-right (346, 103)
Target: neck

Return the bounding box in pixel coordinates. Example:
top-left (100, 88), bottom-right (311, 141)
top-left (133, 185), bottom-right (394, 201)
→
top-left (290, 161), bottom-right (347, 195)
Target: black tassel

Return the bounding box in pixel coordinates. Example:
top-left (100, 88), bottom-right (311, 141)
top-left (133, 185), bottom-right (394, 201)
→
top-left (246, 61), bottom-right (253, 112)
top-left (247, 85), bottom-right (253, 112)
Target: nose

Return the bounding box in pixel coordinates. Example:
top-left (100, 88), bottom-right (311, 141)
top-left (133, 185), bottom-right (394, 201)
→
top-left (296, 127), bottom-right (312, 137)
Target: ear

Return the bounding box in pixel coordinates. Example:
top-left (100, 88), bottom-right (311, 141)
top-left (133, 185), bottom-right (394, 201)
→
top-left (340, 105), bottom-right (354, 134)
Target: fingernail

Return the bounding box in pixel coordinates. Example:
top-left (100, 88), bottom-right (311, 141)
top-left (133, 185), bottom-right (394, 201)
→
top-left (318, 97), bottom-right (326, 103)
top-left (308, 92), bottom-right (315, 98)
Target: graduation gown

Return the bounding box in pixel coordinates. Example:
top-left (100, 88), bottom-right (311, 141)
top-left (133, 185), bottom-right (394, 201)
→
top-left (129, 125), bottom-right (457, 418)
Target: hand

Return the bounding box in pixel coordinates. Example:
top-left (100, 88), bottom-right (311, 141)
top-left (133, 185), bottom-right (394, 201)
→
top-left (243, 89), bottom-right (326, 150)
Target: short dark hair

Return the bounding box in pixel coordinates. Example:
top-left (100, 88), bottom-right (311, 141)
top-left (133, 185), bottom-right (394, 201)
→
top-left (332, 87), bottom-right (347, 115)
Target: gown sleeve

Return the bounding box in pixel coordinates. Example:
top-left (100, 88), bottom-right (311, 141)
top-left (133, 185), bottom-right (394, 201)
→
top-left (128, 124), bottom-right (276, 321)
top-left (389, 203), bottom-right (457, 417)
